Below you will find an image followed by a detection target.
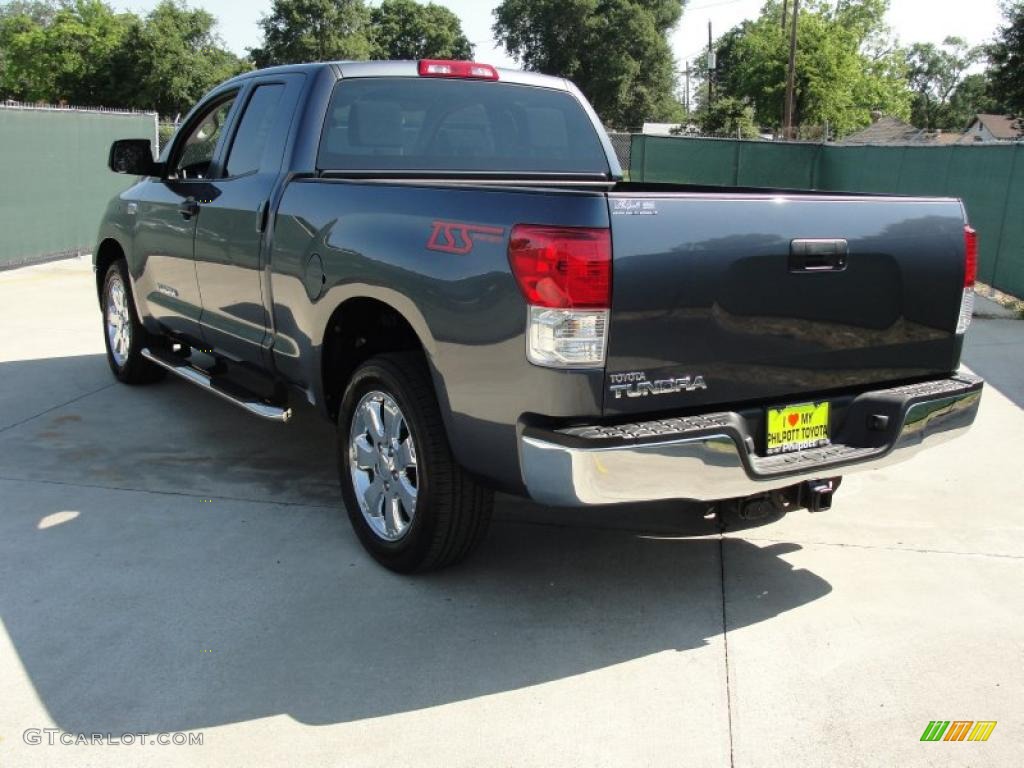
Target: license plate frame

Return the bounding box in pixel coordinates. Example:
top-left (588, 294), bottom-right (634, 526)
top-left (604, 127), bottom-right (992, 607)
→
top-left (766, 401), bottom-right (831, 456)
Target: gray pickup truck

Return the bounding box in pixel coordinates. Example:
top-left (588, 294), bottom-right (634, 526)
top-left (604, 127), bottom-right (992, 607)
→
top-left (96, 60), bottom-right (983, 572)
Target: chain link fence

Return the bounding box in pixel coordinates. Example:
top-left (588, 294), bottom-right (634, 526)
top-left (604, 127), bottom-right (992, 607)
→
top-left (607, 132), bottom-right (632, 172)
top-left (158, 122), bottom-right (180, 153)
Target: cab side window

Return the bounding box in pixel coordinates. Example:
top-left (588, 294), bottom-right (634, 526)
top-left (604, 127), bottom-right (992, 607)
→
top-left (224, 84), bottom-right (286, 177)
top-left (174, 96), bottom-right (236, 179)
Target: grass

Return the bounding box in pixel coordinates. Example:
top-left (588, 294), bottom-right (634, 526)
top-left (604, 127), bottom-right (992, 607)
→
top-left (975, 282), bottom-right (1024, 320)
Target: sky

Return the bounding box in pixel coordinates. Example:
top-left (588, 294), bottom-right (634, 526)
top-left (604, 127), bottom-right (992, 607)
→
top-left (115, 0), bottom-right (1009, 68)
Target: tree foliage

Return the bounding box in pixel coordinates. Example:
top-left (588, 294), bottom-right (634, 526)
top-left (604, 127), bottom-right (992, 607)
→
top-left (1, 0), bottom-right (133, 104)
top-left (704, 0), bottom-right (910, 137)
top-left (119, 1), bottom-right (250, 118)
top-left (370, 0), bottom-right (473, 60)
top-left (0, 0), bottom-right (246, 115)
top-left (906, 37), bottom-right (985, 130)
top-left (988, 0), bottom-right (1024, 115)
top-left (250, 0), bottom-right (372, 68)
top-left (251, 0), bottom-right (475, 67)
top-left (493, 0), bottom-right (686, 129)
top-left (691, 95), bottom-right (760, 138)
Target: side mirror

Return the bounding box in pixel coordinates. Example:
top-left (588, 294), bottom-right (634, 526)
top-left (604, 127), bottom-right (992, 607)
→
top-left (108, 139), bottom-right (159, 176)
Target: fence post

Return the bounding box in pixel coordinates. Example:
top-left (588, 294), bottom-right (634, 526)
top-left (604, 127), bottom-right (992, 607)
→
top-left (810, 143), bottom-right (822, 189)
top-left (629, 134), bottom-right (647, 182)
top-left (992, 142), bottom-right (1021, 289)
top-left (939, 144), bottom-right (956, 196)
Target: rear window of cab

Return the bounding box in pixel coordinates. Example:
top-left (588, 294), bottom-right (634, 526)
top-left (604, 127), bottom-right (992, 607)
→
top-left (317, 78), bottom-right (610, 175)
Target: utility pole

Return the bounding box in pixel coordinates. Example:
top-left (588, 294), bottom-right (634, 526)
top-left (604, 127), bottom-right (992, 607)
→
top-left (783, 0), bottom-right (799, 140)
top-left (707, 21), bottom-right (715, 111)
top-left (684, 61), bottom-right (690, 116)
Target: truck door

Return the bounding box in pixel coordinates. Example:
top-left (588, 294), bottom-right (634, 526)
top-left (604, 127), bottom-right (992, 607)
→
top-left (192, 74), bottom-right (304, 365)
top-left (132, 91), bottom-right (239, 343)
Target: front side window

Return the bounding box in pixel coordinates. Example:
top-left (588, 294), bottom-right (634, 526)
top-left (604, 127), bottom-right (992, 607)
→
top-left (174, 96), bottom-right (236, 179)
top-left (317, 78), bottom-right (610, 175)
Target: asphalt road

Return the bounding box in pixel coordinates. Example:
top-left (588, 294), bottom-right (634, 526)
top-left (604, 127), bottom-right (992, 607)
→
top-left (1, 258), bottom-right (1021, 767)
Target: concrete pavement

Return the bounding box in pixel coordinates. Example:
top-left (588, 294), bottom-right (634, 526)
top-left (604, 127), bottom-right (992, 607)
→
top-left (0, 258), bottom-right (1021, 767)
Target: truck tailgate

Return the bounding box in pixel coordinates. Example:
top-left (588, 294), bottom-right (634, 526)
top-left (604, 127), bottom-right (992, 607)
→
top-left (604, 192), bottom-right (967, 416)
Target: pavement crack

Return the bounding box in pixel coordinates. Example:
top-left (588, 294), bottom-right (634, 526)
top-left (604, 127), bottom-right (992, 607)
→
top-left (719, 534), bottom-right (736, 768)
top-left (736, 535), bottom-right (1023, 560)
top-left (0, 474), bottom-right (336, 510)
top-left (0, 382), bottom-right (115, 435)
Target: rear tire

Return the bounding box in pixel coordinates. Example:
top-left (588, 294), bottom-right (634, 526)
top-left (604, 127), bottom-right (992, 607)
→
top-left (101, 259), bottom-right (165, 385)
top-left (338, 352), bottom-right (493, 573)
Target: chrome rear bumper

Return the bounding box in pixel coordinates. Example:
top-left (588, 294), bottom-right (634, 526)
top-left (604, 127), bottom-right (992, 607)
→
top-left (519, 373), bottom-right (982, 507)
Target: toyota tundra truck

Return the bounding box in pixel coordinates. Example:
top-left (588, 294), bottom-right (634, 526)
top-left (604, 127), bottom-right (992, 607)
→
top-left (96, 60), bottom-right (983, 572)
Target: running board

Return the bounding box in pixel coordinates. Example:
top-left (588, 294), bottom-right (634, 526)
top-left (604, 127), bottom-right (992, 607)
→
top-left (141, 347), bottom-right (292, 423)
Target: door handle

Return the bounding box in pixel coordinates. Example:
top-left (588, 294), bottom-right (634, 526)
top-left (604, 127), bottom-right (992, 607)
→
top-left (789, 239), bottom-right (848, 272)
top-left (256, 199), bottom-right (270, 233)
top-left (179, 199), bottom-right (200, 220)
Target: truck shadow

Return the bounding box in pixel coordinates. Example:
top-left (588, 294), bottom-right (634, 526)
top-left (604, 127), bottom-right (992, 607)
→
top-left (0, 354), bottom-right (832, 734)
top-left (962, 316), bottom-right (1024, 409)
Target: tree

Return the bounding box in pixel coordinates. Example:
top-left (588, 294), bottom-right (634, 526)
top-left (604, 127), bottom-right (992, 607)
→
top-left (945, 73), bottom-right (1000, 128)
top-left (703, 0), bottom-right (911, 138)
top-left (0, 0), bottom-right (245, 115)
top-left (0, 5), bottom-right (48, 99)
top-left (370, 0), bottom-right (473, 60)
top-left (250, 0), bottom-right (372, 68)
top-left (0, 0), bottom-right (58, 27)
top-left (0, 0), bottom-right (135, 104)
top-left (906, 37), bottom-right (983, 130)
top-left (691, 96), bottom-right (760, 138)
top-left (988, 0), bottom-right (1024, 115)
top-left (493, 0), bottom-right (686, 130)
top-left (115, 0), bottom-right (248, 118)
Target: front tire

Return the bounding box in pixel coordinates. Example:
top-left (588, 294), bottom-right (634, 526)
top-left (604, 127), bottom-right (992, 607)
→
top-left (338, 352), bottom-right (493, 573)
top-left (101, 260), bottom-right (165, 384)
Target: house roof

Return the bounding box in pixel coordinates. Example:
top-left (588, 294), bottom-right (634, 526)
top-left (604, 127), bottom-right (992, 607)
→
top-left (839, 116), bottom-right (948, 146)
top-left (970, 114), bottom-right (1024, 140)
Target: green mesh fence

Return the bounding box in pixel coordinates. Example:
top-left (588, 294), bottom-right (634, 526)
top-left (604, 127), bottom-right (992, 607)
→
top-left (0, 105), bottom-right (157, 269)
top-left (629, 136), bottom-right (1024, 297)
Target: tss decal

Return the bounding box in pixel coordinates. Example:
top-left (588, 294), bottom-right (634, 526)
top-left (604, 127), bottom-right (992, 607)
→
top-left (427, 221), bottom-right (506, 255)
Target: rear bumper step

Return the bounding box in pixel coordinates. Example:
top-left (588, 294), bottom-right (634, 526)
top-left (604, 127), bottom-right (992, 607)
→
top-left (141, 348), bottom-right (292, 423)
top-left (519, 372), bottom-right (982, 506)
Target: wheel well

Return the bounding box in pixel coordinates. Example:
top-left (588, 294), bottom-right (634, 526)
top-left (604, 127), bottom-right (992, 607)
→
top-left (94, 239), bottom-right (125, 300)
top-left (322, 298), bottom-right (425, 420)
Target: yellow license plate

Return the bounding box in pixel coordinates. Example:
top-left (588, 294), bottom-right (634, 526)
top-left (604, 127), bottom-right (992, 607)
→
top-left (766, 402), bottom-right (831, 455)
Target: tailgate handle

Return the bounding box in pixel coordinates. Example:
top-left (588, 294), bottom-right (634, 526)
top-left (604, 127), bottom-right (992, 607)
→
top-left (790, 239), bottom-right (848, 272)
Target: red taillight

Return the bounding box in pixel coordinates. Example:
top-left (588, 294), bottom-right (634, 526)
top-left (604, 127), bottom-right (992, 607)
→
top-left (418, 60), bottom-right (499, 80)
top-left (508, 225), bottom-right (612, 309)
top-left (964, 226), bottom-right (978, 287)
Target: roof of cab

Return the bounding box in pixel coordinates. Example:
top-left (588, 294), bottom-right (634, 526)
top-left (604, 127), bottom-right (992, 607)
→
top-left (219, 60), bottom-right (571, 92)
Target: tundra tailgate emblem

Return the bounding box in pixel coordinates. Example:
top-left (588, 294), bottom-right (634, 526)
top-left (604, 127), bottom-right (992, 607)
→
top-left (427, 221), bottom-right (505, 254)
top-left (609, 371), bottom-right (708, 399)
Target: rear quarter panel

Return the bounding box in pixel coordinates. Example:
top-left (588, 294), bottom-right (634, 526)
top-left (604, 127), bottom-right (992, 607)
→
top-left (269, 179), bottom-right (610, 491)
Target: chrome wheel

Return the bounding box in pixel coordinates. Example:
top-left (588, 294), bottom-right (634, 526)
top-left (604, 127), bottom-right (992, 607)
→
top-left (105, 273), bottom-right (132, 368)
top-left (348, 390), bottom-right (418, 541)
